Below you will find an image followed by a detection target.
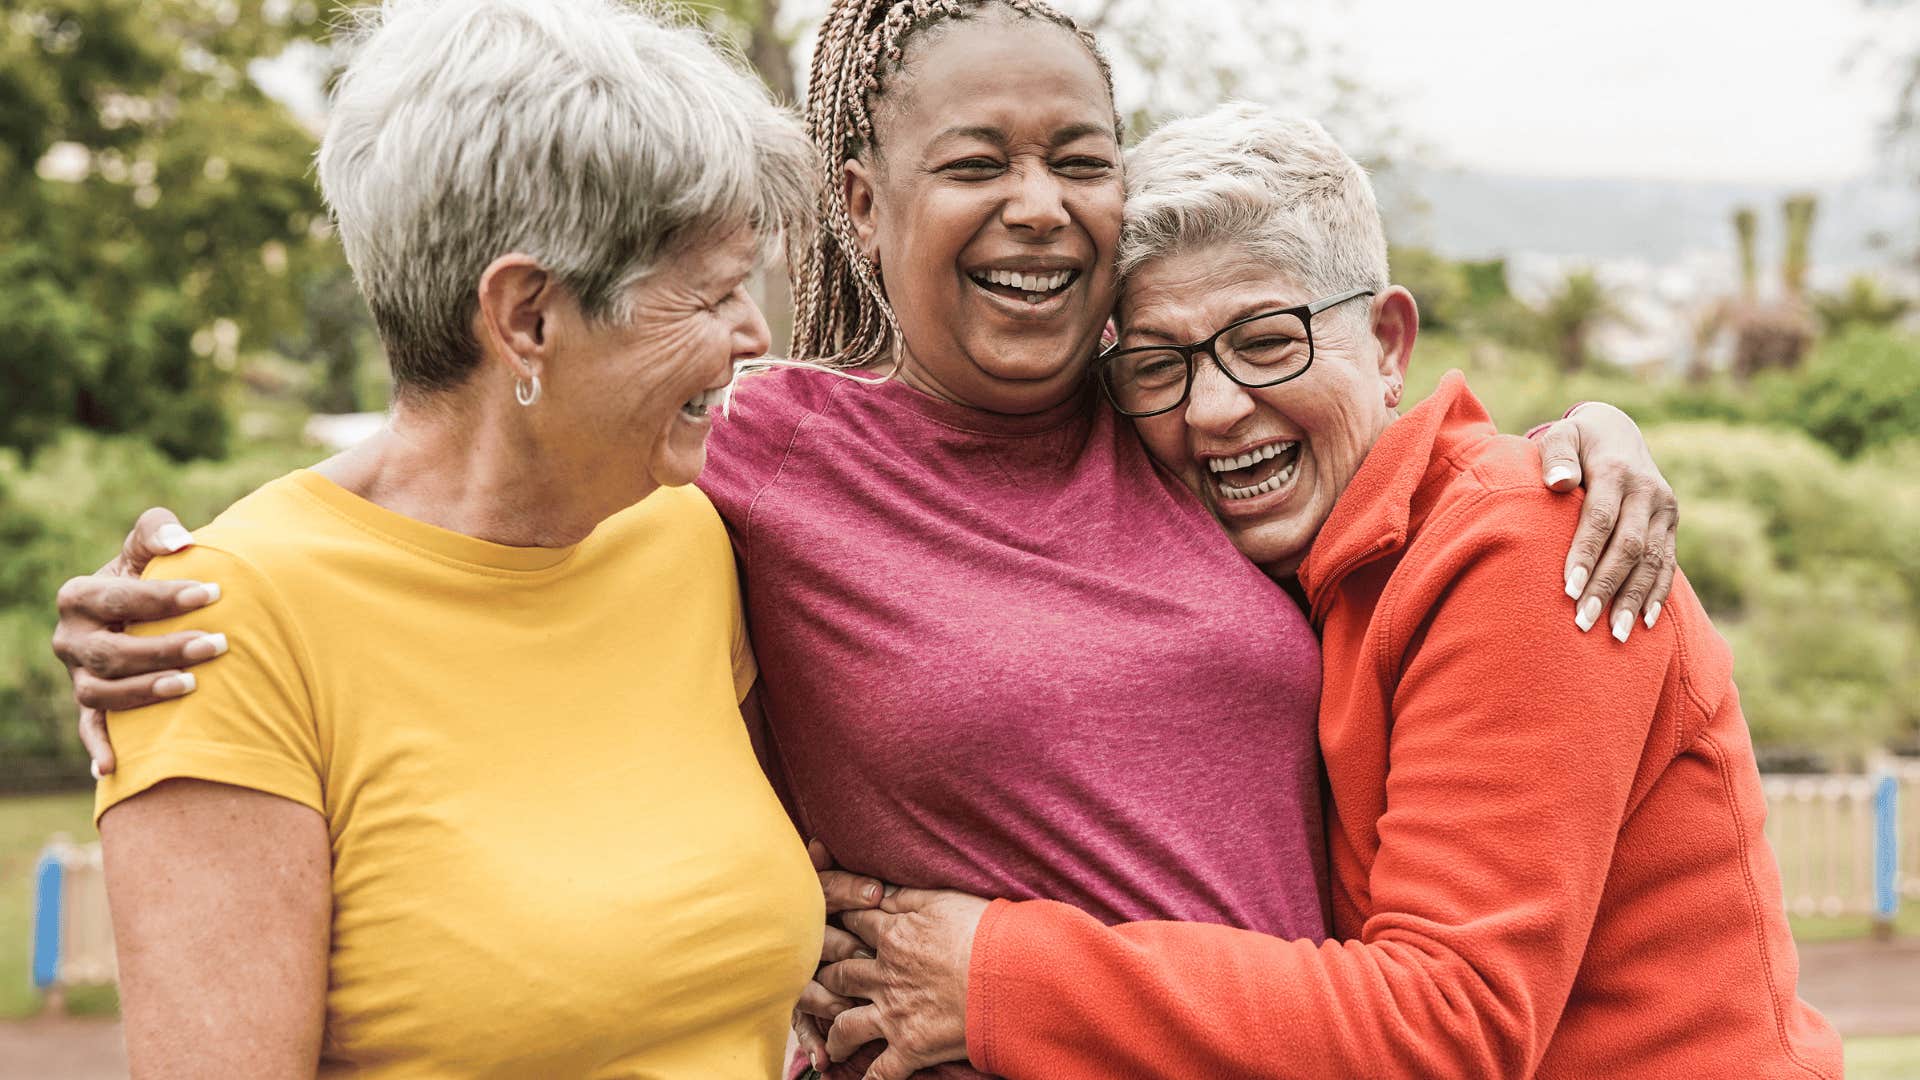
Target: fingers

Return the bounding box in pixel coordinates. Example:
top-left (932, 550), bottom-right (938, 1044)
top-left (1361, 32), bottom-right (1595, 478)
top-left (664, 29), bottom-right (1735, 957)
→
top-left (1536, 421), bottom-right (1582, 492)
top-left (819, 868), bottom-right (885, 915)
top-left (824, 1003), bottom-right (884, 1063)
top-left (814, 956), bottom-right (880, 1002)
top-left (55, 576), bottom-right (221, 630)
top-left (54, 628), bottom-right (226, 681)
top-left (792, 1009), bottom-right (831, 1075)
top-left (1561, 477), bottom-right (1620, 606)
top-left (808, 838), bottom-right (834, 872)
top-left (78, 709), bottom-right (116, 776)
top-left (1608, 546), bottom-right (1663, 643)
top-left (123, 508), bottom-right (194, 575)
top-left (821, 925), bottom-right (871, 965)
top-left (796, 977), bottom-right (858, 1022)
top-left (1575, 485), bottom-right (1655, 635)
top-left (877, 885), bottom-right (935, 915)
top-left (839, 908), bottom-right (887, 947)
top-left (862, 1045), bottom-right (921, 1080)
top-left (70, 667), bottom-right (198, 714)
top-left (1644, 508), bottom-right (1679, 629)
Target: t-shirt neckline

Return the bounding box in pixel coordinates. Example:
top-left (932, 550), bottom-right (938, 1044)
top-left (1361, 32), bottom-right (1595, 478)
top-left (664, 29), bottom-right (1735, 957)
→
top-left (866, 372), bottom-right (1098, 438)
top-left (288, 469), bottom-right (581, 574)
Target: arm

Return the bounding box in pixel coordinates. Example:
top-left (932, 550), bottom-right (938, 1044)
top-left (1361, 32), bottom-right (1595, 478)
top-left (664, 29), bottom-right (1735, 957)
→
top-left (102, 779), bottom-right (330, 1077)
top-left (1531, 402), bottom-right (1678, 638)
top-left (828, 491), bottom-right (1668, 1080)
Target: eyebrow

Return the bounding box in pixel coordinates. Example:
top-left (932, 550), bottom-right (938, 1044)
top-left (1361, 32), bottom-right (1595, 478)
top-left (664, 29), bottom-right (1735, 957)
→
top-left (1123, 299), bottom-right (1303, 345)
top-left (929, 122), bottom-right (1117, 149)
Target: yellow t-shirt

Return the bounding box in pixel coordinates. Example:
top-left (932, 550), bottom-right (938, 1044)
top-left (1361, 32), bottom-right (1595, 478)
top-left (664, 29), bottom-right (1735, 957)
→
top-left (96, 470), bottom-right (823, 1079)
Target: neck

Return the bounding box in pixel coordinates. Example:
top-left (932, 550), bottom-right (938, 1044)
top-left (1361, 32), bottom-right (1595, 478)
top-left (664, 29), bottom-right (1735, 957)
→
top-left (892, 343), bottom-right (1093, 417)
top-left (313, 383), bottom-right (651, 549)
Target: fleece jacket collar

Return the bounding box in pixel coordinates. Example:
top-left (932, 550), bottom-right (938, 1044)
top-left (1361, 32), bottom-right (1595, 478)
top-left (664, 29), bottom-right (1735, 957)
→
top-left (1297, 369), bottom-right (1497, 626)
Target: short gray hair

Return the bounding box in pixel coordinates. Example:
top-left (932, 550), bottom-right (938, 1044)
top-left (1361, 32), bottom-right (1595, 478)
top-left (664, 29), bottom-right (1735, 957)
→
top-left (1119, 103), bottom-right (1388, 311)
top-left (318, 0), bottom-right (817, 395)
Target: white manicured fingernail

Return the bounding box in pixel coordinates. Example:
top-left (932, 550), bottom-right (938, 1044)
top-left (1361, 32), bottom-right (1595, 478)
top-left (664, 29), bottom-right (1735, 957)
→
top-left (1564, 565), bottom-right (1589, 600)
top-left (177, 582), bottom-right (221, 607)
top-left (1545, 464), bottom-right (1577, 488)
top-left (90, 760), bottom-right (103, 781)
top-left (1644, 600), bottom-right (1661, 629)
top-left (1611, 609), bottom-right (1633, 643)
top-left (183, 632), bottom-right (228, 661)
top-left (154, 672), bottom-right (196, 698)
top-left (1575, 596), bottom-right (1602, 632)
top-left (156, 524), bottom-right (194, 553)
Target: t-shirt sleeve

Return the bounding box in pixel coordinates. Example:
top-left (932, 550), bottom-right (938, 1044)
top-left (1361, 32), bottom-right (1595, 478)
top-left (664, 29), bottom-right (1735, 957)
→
top-left (698, 367), bottom-right (832, 559)
top-left (94, 544), bottom-right (323, 824)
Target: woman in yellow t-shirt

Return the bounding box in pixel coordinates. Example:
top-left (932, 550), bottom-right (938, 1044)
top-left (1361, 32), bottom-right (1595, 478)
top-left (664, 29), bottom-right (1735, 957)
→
top-left (88, 1), bottom-right (826, 1075)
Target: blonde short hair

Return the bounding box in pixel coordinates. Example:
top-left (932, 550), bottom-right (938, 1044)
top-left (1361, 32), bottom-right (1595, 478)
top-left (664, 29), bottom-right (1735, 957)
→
top-left (318, 0), bottom-right (816, 395)
top-left (1120, 103), bottom-right (1389, 308)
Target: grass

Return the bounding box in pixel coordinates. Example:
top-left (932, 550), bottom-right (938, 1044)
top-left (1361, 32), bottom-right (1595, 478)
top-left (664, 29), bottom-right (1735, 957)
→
top-left (1789, 907), bottom-right (1920, 943)
top-left (1848, 1035), bottom-right (1920, 1079)
top-left (0, 791), bottom-right (115, 1019)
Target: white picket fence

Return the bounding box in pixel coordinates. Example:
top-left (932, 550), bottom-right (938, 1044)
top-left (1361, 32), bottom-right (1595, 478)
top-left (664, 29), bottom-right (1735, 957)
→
top-left (1761, 761), bottom-right (1917, 919)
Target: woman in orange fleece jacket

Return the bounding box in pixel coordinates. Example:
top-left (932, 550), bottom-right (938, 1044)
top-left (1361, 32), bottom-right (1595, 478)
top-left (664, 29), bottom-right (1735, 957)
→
top-left (813, 104), bottom-right (1840, 1080)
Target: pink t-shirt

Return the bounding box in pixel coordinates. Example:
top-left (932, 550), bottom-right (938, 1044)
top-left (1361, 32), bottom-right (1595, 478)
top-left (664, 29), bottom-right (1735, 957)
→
top-left (701, 367), bottom-right (1326, 1078)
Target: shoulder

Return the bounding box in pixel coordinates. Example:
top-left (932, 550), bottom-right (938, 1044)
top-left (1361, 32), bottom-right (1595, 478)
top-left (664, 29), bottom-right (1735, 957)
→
top-left (701, 363), bottom-right (860, 526)
top-left (1423, 432), bottom-right (1577, 552)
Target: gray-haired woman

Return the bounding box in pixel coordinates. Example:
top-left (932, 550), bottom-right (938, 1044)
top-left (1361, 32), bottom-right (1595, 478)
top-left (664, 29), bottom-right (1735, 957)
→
top-left (74, 1), bottom-right (826, 1075)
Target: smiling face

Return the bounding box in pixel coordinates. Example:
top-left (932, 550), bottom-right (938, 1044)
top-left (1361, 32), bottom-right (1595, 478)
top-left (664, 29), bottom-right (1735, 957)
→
top-left (843, 14), bottom-right (1123, 414)
top-left (1120, 246), bottom-right (1415, 575)
top-left (546, 227), bottom-right (771, 494)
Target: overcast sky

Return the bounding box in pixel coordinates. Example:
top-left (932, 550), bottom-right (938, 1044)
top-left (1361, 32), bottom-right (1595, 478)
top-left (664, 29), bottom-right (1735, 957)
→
top-left (1305, 0), bottom-right (1916, 184)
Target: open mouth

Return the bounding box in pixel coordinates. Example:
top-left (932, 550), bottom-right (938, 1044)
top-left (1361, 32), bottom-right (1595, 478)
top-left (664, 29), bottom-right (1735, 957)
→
top-left (967, 268), bottom-right (1080, 305)
top-left (680, 382), bottom-right (731, 420)
top-left (1206, 441), bottom-right (1301, 501)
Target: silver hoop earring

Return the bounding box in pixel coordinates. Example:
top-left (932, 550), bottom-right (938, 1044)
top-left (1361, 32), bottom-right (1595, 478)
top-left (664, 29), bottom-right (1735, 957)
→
top-left (514, 374), bottom-right (542, 407)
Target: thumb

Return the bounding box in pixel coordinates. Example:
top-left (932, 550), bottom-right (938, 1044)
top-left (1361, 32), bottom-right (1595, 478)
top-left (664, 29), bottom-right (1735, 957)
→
top-left (123, 508), bottom-right (193, 575)
top-left (863, 1046), bottom-right (919, 1080)
top-left (1536, 422), bottom-right (1582, 492)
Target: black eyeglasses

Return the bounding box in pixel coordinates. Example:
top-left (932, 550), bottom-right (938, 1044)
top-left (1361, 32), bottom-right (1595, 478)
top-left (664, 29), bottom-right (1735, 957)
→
top-left (1096, 287), bottom-right (1375, 418)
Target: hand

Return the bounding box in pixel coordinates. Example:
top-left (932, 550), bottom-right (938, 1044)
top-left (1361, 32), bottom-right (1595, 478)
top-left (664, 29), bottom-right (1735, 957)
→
top-left (792, 840), bottom-right (886, 1075)
top-left (816, 887), bottom-right (990, 1080)
top-left (1536, 402), bottom-right (1678, 642)
top-left (49, 508), bottom-right (226, 776)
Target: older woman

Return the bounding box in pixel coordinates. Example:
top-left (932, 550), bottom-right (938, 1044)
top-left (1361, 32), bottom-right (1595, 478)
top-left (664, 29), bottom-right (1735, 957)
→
top-left (808, 105), bottom-right (1842, 1079)
top-left (82, 1), bottom-right (827, 1075)
top-left (58, 4), bottom-right (1685, 1078)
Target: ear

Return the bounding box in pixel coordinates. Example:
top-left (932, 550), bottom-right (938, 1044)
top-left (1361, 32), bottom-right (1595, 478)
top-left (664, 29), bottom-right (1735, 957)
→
top-left (842, 157), bottom-right (881, 263)
top-left (476, 254), bottom-right (555, 381)
top-left (1370, 286), bottom-right (1418, 408)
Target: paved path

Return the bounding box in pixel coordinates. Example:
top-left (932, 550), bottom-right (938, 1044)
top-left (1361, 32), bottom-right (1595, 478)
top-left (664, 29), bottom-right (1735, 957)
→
top-left (3, 940), bottom-right (1916, 1078)
top-left (1794, 938), bottom-right (1920, 1038)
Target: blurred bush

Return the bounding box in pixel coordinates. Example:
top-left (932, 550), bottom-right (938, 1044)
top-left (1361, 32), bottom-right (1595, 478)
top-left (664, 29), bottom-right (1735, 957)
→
top-left (0, 431), bottom-right (315, 768)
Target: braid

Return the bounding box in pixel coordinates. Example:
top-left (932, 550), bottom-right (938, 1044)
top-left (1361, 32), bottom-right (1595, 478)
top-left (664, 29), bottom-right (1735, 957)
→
top-left (788, 0), bottom-right (1118, 368)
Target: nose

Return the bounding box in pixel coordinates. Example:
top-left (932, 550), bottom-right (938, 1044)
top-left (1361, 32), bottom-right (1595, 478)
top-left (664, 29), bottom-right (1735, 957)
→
top-left (732, 290), bottom-right (773, 362)
top-left (1183, 358), bottom-right (1255, 436)
top-left (1003, 164), bottom-right (1070, 235)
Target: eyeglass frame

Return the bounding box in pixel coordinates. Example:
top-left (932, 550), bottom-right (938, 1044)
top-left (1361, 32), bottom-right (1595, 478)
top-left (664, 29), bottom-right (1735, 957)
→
top-left (1095, 287), bottom-right (1377, 418)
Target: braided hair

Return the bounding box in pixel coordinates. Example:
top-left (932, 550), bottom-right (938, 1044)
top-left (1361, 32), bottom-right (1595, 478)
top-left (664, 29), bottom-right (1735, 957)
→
top-left (790, 0), bottom-right (1118, 368)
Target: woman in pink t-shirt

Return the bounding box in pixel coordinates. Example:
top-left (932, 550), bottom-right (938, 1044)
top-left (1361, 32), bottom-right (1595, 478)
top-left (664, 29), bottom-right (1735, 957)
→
top-left (51, 3), bottom-right (1680, 1079)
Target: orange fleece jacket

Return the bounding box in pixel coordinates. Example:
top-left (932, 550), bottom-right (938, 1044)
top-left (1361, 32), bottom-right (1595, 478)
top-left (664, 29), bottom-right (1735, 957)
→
top-left (964, 373), bottom-right (1840, 1079)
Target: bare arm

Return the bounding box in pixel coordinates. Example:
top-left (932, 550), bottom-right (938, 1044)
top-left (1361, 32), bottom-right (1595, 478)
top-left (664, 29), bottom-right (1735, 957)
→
top-left (101, 779), bottom-right (331, 1078)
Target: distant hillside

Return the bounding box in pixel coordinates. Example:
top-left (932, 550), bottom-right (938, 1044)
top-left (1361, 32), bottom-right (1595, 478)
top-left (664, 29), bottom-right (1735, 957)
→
top-left (1374, 168), bottom-right (1916, 273)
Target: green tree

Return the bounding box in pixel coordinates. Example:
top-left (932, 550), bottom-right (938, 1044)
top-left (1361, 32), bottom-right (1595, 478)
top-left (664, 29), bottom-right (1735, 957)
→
top-left (0, 0), bottom-right (354, 459)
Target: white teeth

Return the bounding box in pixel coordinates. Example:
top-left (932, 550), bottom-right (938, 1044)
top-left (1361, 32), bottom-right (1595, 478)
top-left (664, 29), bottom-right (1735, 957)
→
top-left (682, 382), bottom-right (731, 415)
top-left (1217, 458), bottom-right (1298, 500)
top-left (973, 269), bottom-right (1073, 293)
top-left (1206, 442), bottom-right (1290, 473)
